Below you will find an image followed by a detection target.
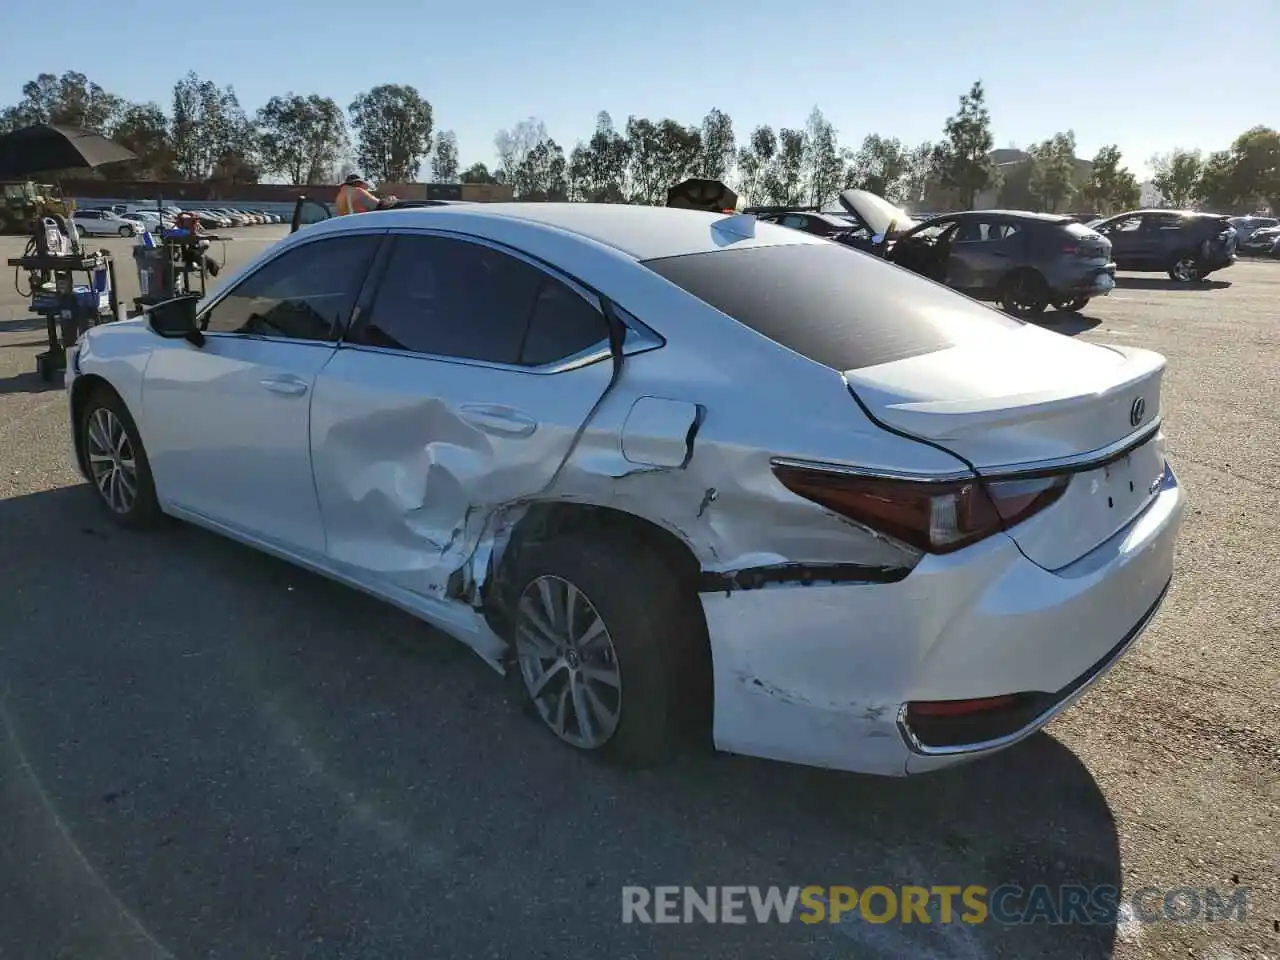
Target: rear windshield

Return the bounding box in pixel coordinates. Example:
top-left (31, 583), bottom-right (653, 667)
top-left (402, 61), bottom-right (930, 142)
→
top-left (643, 242), bottom-right (1023, 371)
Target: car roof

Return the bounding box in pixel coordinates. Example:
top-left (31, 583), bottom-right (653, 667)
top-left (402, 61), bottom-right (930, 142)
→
top-left (1106, 209), bottom-right (1221, 219)
top-left (303, 202), bottom-right (823, 260)
top-left (942, 210), bottom-right (1072, 223)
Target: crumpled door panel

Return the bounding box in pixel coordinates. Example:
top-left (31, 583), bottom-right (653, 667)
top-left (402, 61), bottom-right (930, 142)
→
top-left (309, 348), bottom-right (614, 598)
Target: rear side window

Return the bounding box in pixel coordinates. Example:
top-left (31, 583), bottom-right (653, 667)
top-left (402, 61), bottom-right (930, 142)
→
top-left (643, 241), bottom-right (1023, 372)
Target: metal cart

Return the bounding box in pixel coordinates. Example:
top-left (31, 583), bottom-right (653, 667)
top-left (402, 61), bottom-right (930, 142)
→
top-left (132, 232), bottom-right (230, 312)
top-left (8, 248), bottom-right (120, 381)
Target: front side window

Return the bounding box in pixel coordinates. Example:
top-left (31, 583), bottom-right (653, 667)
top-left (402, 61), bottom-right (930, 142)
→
top-left (350, 235), bottom-right (609, 367)
top-left (201, 234), bottom-right (380, 340)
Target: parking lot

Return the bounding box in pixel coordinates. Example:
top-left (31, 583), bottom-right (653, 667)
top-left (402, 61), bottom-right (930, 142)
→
top-left (0, 228), bottom-right (1276, 960)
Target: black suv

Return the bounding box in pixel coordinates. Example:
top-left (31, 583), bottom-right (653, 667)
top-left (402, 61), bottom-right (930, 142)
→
top-left (1090, 210), bottom-right (1237, 282)
top-left (885, 210), bottom-right (1117, 315)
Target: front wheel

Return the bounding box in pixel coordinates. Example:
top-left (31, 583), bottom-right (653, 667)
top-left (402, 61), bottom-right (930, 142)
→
top-left (79, 386), bottom-right (163, 528)
top-left (507, 532), bottom-right (708, 766)
top-left (1168, 257), bottom-right (1202, 282)
top-left (1053, 296), bottom-right (1090, 312)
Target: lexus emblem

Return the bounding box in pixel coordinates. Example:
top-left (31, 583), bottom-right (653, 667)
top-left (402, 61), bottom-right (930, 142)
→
top-left (1129, 396), bottom-right (1146, 427)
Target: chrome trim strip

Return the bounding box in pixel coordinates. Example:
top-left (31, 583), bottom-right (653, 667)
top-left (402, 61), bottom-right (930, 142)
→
top-left (769, 457), bottom-right (974, 484)
top-left (896, 577), bottom-right (1172, 757)
top-left (974, 418), bottom-right (1163, 480)
top-left (771, 418), bottom-right (1162, 486)
top-left (335, 340), bottom-right (615, 376)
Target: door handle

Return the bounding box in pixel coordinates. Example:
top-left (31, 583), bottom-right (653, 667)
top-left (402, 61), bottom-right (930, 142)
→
top-left (459, 404), bottom-right (538, 438)
top-left (259, 376), bottom-right (309, 397)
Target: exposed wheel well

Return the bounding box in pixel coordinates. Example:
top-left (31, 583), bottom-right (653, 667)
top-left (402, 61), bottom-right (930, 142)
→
top-left (1000, 265), bottom-right (1047, 290)
top-left (486, 501), bottom-right (708, 643)
top-left (68, 374), bottom-right (117, 477)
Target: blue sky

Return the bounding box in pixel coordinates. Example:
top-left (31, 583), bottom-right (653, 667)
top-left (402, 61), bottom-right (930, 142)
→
top-left (2, 0), bottom-right (1275, 178)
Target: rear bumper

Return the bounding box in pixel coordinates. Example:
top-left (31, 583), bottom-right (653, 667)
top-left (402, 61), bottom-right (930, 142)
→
top-left (702, 462), bottom-right (1184, 776)
top-left (1049, 263), bottom-right (1117, 299)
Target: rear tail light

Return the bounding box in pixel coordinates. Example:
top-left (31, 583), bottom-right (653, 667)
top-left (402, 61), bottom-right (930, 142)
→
top-left (772, 466), bottom-right (1071, 554)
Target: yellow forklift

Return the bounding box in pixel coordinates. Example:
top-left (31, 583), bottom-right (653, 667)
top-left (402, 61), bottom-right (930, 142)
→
top-left (0, 180), bottom-right (73, 234)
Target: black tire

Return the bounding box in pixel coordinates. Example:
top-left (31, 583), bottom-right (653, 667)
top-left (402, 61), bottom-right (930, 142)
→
top-left (1053, 296), bottom-right (1090, 312)
top-left (1167, 256), bottom-right (1202, 283)
top-left (999, 270), bottom-right (1049, 316)
top-left (505, 531), bottom-right (708, 766)
top-left (78, 385), bottom-right (163, 528)
top-left (118, 225), bottom-right (134, 238)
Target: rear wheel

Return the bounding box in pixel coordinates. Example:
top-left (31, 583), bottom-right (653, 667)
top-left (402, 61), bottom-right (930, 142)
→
top-left (1168, 256), bottom-right (1202, 282)
top-left (507, 531), bottom-right (707, 766)
top-left (118, 225), bottom-right (134, 238)
top-left (999, 270), bottom-right (1049, 316)
top-left (1052, 296), bottom-right (1090, 312)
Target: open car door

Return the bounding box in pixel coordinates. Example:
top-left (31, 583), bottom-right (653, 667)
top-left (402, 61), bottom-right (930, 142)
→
top-left (290, 196), bottom-right (333, 234)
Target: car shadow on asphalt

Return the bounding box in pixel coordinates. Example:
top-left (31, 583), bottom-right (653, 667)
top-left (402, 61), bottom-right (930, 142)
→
top-left (0, 485), bottom-right (1123, 960)
top-left (1113, 277), bottom-right (1231, 291)
top-left (0, 370), bottom-right (59, 395)
top-left (1035, 313), bottom-right (1102, 336)
top-left (0, 316), bottom-right (47, 334)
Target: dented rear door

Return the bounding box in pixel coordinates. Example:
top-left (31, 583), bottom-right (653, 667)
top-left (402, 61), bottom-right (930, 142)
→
top-left (308, 232), bottom-right (617, 599)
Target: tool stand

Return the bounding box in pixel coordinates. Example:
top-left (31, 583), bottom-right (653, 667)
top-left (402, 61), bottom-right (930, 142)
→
top-left (133, 233), bottom-right (229, 312)
top-left (8, 249), bottom-right (120, 381)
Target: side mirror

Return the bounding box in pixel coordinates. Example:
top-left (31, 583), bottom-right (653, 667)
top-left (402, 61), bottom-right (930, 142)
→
top-left (146, 294), bottom-right (204, 347)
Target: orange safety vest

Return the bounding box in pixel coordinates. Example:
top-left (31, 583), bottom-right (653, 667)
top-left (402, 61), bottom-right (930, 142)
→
top-left (335, 184), bottom-right (379, 216)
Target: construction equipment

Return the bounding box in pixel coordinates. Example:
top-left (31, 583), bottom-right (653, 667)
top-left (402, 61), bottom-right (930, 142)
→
top-left (667, 178), bottom-right (739, 212)
top-left (0, 180), bottom-right (74, 235)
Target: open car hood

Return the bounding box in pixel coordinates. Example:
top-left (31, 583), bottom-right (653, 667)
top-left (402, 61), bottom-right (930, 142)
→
top-left (833, 189), bottom-right (918, 238)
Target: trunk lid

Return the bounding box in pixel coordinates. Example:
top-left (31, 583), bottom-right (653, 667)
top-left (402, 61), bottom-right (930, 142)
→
top-left (844, 324), bottom-right (1168, 569)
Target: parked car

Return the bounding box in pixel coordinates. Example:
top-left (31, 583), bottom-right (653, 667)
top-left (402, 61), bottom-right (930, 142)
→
top-left (122, 211), bottom-right (169, 231)
top-left (884, 210), bottom-right (1116, 314)
top-left (188, 210), bottom-right (230, 230)
top-left (1227, 215), bottom-right (1277, 244)
top-left (1090, 210), bottom-right (1237, 282)
top-left (66, 204), bottom-right (1183, 777)
top-left (1239, 224), bottom-right (1280, 256)
top-left (753, 210), bottom-right (885, 254)
top-left (211, 208), bottom-right (251, 226)
top-left (71, 208), bottom-right (139, 237)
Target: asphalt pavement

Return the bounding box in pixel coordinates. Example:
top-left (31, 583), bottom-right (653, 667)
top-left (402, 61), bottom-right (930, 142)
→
top-left (0, 228), bottom-right (1276, 959)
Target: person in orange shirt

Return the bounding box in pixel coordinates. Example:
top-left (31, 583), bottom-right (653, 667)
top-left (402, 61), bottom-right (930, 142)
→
top-left (334, 174), bottom-right (396, 215)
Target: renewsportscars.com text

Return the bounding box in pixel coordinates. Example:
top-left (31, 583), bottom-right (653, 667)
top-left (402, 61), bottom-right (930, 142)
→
top-left (621, 885), bottom-right (1250, 926)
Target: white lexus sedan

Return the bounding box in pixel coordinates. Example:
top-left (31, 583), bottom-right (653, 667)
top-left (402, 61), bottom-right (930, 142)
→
top-left (65, 204), bottom-right (1184, 776)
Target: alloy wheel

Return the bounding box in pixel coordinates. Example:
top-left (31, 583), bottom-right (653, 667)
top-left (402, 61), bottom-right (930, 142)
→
top-left (1171, 257), bottom-right (1198, 282)
top-left (515, 575), bottom-right (622, 749)
top-left (86, 407), bottom-right (138, 515)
